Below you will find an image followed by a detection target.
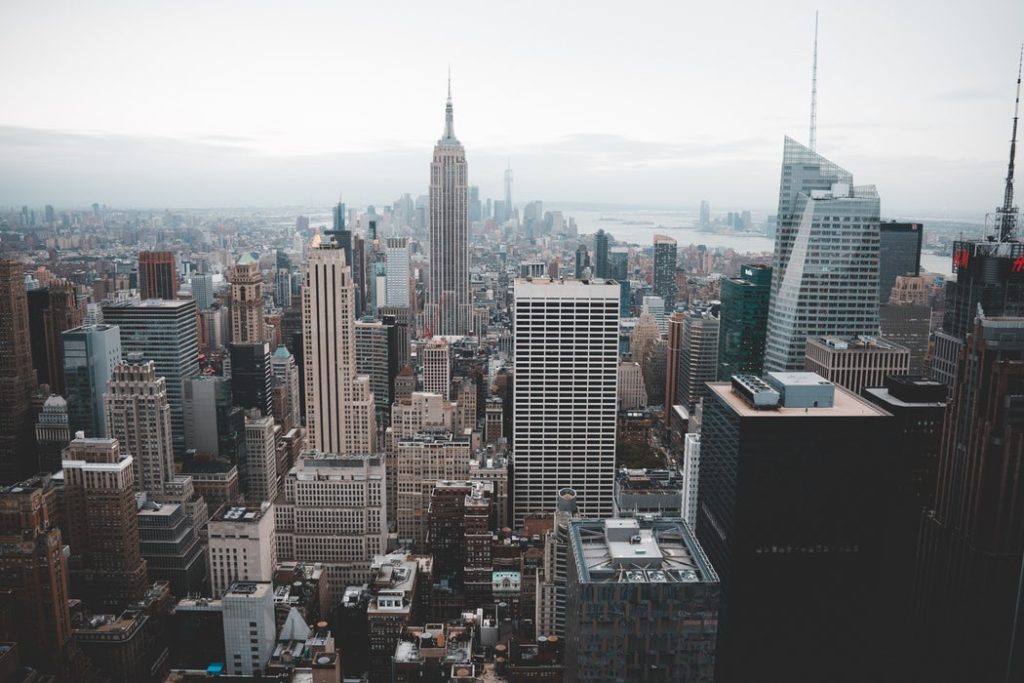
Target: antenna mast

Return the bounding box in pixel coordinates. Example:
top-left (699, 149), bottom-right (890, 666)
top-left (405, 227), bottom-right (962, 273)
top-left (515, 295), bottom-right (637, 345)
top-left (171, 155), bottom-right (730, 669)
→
top-left (998, 45), bottom-right (1022, 242)
top-left (809, 11), bottom-right (819, 152)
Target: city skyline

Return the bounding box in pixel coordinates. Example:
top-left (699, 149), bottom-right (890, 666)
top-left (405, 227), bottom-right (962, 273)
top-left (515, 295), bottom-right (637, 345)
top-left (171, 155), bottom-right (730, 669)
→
top-left (1, 1), bottom-right (1022, 214)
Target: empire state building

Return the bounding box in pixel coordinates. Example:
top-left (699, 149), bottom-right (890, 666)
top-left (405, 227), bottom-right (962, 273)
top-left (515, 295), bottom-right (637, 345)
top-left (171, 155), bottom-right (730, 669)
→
top-left (427, 81), bottom-right (471, 336)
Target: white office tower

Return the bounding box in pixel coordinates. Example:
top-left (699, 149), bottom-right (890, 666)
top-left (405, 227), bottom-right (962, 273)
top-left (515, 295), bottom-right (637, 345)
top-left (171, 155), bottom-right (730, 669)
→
top-left (426, 82), bottom-right (471, 336)
top-left (208, 503), bottom-right (277, 598)
top-left (301, 242), bottom-right (377, 454)
top-left (422, 338), bottom-right (451, 399)
top-left (275, 452), bottom-right (387, 601)
top-left (764, 137), bottom-right (881, 371)
top-left (513, 279), bottom-right (619, 524)
top-left (385, 237), bottom-right (411, 307)
top-left (244, 412), bottom-right (278, 504)
top-left (223, 581), bottom-right (276, 676)
top-left (104, 360), bottom-right (174, 495)
top-left (682, 433), bottom-right (700, 529)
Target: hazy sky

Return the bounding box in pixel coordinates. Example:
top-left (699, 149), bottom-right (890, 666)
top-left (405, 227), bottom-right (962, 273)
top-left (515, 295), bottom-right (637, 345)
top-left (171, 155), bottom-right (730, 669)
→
top-left (2, 0), bottom-right (1022, 216)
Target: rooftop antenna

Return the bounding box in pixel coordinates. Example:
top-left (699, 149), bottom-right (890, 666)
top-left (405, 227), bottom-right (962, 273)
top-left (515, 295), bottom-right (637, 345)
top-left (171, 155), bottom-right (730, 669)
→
top-left (809, 11), bottom-right (819, 152)
top-left (997, 44), bottom-right (1023, 242)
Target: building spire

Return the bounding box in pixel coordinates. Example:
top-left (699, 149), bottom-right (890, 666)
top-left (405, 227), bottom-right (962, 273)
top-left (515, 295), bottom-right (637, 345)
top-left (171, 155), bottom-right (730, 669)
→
top-left (809, 11), bottom-right (819, 152)
top-left (998, 45), bottom-right (1023, 241)
top-left (442, 69), bottom-right (456, 142)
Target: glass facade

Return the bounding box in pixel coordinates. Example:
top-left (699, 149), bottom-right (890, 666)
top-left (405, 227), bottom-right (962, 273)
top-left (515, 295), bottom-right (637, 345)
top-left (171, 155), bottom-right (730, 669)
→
top-left (718, 264), bottom-right (772, 379)
top-left (878, 222), bottom-right (922, 302)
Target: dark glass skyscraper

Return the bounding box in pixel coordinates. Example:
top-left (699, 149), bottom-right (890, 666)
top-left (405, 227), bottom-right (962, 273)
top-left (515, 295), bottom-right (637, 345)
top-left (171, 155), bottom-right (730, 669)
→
top-left (594, 229), bottom-right (609, 279)
top-left (0, 260), bottom-right (38, 483)
top-left (878, 222), bottom-right (922, 302)
top-left (717, 263), bottom-right (771, 379)
top-left (652, 235), bottom-right (678, 310)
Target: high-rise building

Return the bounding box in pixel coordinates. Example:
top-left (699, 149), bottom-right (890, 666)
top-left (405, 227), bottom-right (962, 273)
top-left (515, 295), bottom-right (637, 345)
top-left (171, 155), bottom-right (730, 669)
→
top-left (594, 230), bottom-right (609, 279)
top-left (664, 310), bottom-right (684, 419)
top-left (208, 503), bottom-right (277, 598)
top-left (427, 479), bottom-right (493, 604)
top-left (243, 412), bottom-right (278, 504)
top-left (229, 341), bottom-right (273, 417)
top-left (699, 200), bottom-right (711, 227)
top-left (27, 279), bottom-right (82, 394)
top-left (395, 430), bottom-right (472, 549)
top-left (184, 375), bottom-right (244, 464)
top-left (682, 432), bottom-right (701, 529)
top-left (35, 395), bottom-right (71, 473)
top-left (427, 82), bottom-right (471, 336)
top-left (804, 335), bottom-right (910, 395)
top-left (617, 361), bottom-right (647, 409)
top-left (698, 373), bottom-right (898, 682)
top-left (652, 235), bottom-right (678, 310)
top-left (914, 315), bottom-right (1024, 681)
top-left (764, 138), bottom-right (880, 371)
top-left (190, 273), bottom-right (214, 311)
top-left (612, 468), bottom-right (684, 519)
top-left (717, 263), bottom-right (771, 379)
top-left (61, 436), bottom-right (149, 610)
top-left (301, 242), bottom-right (377, 454)
top-left (62, 324), bottom-right (122, 438)
top-left (137, 499), bottom-right (205, 596)
top-left (0, 259), bottom-right (38, 483)
top-left (422, 338), bottom-right (451, 399)
top-left (677, 306), bottom-right (720, 410)
top-left (574, 244), bottom-right (591, 279)
top-left (223, 581), bottom-right (276, 676)
top-left (104, 360), bottom-right (174, 495)
top-left (270, 345), bottom-right (302, 434)
top-left (879, 303), bottom-right (932, 375)
top-left (513, 279), bottom-right (619, 523)
top-left (385, 237), bottom-right (411, 308)
top-left (355, 318), bottom-right (400, 422)
top-left (564, 517), bottom-right (719, 683)
top-left (276, 452), bottom-right (387, 600)
top-left (878, 222), bottom-right (922, 303)
top-left (138, 250), bottom-right (177, 300)
top-left (102, 299), bottom-right (200, 454)
top-left (230, 253), bottom-right (265, 343)
top-left (0, 475), bottom-right (73, 676)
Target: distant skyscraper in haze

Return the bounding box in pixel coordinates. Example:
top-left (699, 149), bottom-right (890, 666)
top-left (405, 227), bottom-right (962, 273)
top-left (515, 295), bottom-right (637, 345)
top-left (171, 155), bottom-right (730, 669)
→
top-left (230, 253), bottom-right (265, 343)
top-left (699, 200), bottom-right (710, 227)
top-left (594, 229), bottom-right (609, 279)
top-left (138, 250), bottom-right (177, 300)
top-left (574, 244), bottom-right (591, 279)
top-left (718, 264), bottom-right (772, 379)
top-left (190, 273), bottom-right (214, 311)
top-left (427, 80), bottom-right (471, 336)
top-left (652, 235), bottom-right (678, 310)
top-left (0, 259), bottom-right (38, 483)
top-left (301, 242), bottom-right (377, 454)
top-left (504, 159), bottom-right (514, 223)
top-left (513, 279), bottom-right (619, 524)
top-left (878, 222), bottom-right (922, 303)
top-left (764, 138), bottom-right (881, 371)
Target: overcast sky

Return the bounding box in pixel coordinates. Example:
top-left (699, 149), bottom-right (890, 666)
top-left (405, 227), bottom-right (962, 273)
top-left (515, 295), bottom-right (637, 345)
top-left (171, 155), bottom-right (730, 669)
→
top-left (1, 0), bottom-right (1022, 216)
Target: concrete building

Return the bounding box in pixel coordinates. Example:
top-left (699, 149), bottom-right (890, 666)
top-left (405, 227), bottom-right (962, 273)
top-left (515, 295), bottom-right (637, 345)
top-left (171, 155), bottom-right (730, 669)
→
top-left (138, 251), bottom-right (177, 301)
top-left (565, 517), bottom-right (720, 683)
top-left (270, 345), bottom-right (302, 434)
top-left (208, 503), bottom-right (277, 598)
top-left (804, 335), bottom-right (910, 395)
top-left (137, 500), bottom-right (205, 597)
top-left (183, 375), bottom-right (242, 458)
top-left (682, 433), bottom-right (701, 529)
top-left (35, 394), bottom-right (71, 473)
top-left (677, 306), bottom-right (720, 410)
top-left (513, 279), bottom-right (619, 523)
top-left (189, 273), bottom-right (214, 311)
top-left (469, 455), bottom-right (510, 532)
top-left (301, 242), bottom-right (377, 454)
top-left (0, 260), bottom-right (39, 483)
top-left (385, 237), bottom-right (411, 308)
top-left (367, 552), bottom-right (419, 683)
top-left (104, 360), bottom-right (175, 496)
top-left (765, 138), bottom-right (881, 371)
top-left (613, 468), bottom-right (684, 519)
top-left (879, 303), bottom-right (931, 376)
top-left (222, 581), bottom-right (276, 676)
top-left (392, 622), bottom-right (475, 683)
top-left (355, 317), bottom-right (399, 421)
top-left (244, 412), bottom-right (279, 503)
top-left (102, 298), bottom-right (199, 454)
top-left (395, 431), bottom-right (472, 549)
top-left (275, 452), bottom-right (387, 601)
top-left (62, 324), bottom-right (122, 438)
top-left (229, 253), bottom-right (265, 343)
top-left (27, 279), bottom-right (83, 395)
top-left (422, 338), bottom-right (451, 400)
top-left (426, 85), bottom-right (471, 336)
top-left (426, 480), bottom-right (493, 605)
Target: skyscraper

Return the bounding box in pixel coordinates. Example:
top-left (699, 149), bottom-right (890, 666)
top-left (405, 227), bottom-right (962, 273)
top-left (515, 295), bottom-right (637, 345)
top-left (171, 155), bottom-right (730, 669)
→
top-left (574, 244), bottom-right (591, 279)
top-left (764, 138), bottom-right (880, 371)
top-left (26, 279), bottom-right (82, 394)
top-left (717, 264), bottom-right (771, 379)
top-left (104, 360), bottom-right (174, 496)
top-left (222, 581), bottom-right (276, 676)
top-left (190, 272), bottom-right (214, 311)
top-left (427, 80), bottom-right (471, 336)
top-left (504, 159), bottom-right (514, 223)
top-left (0, 259), bottom-right (38, 483)
top-left (384, 237), bottom-right (411, 308)
top-left (594, 230), bottom-right (609, 279)
top-left (301, 242), bottom-right (377, 454)
top-left (422, 337), bottom-right (451, 399)
top-left (61, 436), bottom-right (149, 610)
top-left (230, 253), bottom-right (265, 343)
top-left (699, 200), bottom-right (710, 227)
top-left (513, 279), bottom-right (619, 523)
top-left (652, 235), bottom-right (678, 310)
top-left (62, 324), bottom-right (122, 438)
top-left (270, 345), bottom-right (302, 434)
top-left (355, 318), bottom-right (399, 421)
top-left (243, 412), bottom-right (278, 504)
top-left (138, 250), bottom-right (177, 300)
top-left (676, 306), bottom-right (720, 410)
top-left (229, 341), bottom-right (273, 417)
top-left (208, 504), bottom-right (277, 599)
top-left (804, 335), bottom-right (910, 395)
top-left (35, 395), bottom-right (71, 473)
top-left (698, 373), bottom-right (897, 682)
top-left (878, 222), bottom-right (922, 303)
top-left (102, 299), bottom-right (200, 454)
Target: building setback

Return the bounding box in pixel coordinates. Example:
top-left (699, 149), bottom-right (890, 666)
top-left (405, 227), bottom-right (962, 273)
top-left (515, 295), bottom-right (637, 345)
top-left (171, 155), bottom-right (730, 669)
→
top-left (804, 335), bottom-right (910, 395)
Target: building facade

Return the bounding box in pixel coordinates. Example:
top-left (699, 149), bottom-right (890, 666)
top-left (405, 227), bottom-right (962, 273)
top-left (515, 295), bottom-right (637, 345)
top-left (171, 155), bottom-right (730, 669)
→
top-left (717, 264), bottom-right (771, 380)
top-left (62, 324), bottom-right (122, 438)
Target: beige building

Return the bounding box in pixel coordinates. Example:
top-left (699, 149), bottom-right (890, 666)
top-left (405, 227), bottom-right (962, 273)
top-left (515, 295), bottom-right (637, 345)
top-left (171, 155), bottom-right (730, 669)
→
top-left (208, 503), bottom-right (277, 598)
top-left (230, 253), bottom-right (265, 343)
top-left (244, 411), bottom-right (279, 504)
top-left (422, 338), bottom-right (451, 399)
top-left (805, 335), bottom-right (911, 395)
top-left (104, 360), bottom-right (174, 496)
top-left (275, 451), bottom-right (387, 601)
top-left (301, 243), bottom-right (377, 454)
top-left (618, 361), bottom-right (648, 409)
top-left (394, 431), bottom-right (472, 550)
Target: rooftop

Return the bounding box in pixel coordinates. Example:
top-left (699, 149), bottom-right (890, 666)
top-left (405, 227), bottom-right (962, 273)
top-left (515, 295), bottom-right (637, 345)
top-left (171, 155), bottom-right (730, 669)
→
top-left (809, 335), bottom-right (909, 352)
top-left (513, 277), bottom-right (620, 297)
top-left (709, 381), bottom-right (889, 418)
top-left (213, 504), bottom-right (270, 524)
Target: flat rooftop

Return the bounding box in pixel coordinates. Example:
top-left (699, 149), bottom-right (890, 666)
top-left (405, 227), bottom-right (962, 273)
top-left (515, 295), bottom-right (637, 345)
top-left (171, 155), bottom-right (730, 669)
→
top-left (212, 505), bottom-right (269, 523)
top-left (513, 277), bottom-right (620, 298)
top-left (708, 382), bottom-right (890, 418)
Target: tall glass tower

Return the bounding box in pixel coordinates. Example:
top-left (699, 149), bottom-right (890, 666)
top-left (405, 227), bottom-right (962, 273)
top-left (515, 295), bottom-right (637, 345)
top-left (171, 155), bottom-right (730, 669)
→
top-left (764, 137), bottom-right (880, 371)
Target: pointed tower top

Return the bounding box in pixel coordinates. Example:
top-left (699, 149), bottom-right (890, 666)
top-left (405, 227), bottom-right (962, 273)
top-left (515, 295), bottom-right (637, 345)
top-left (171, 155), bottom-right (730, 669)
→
top-left (997, 44), bottom-right (1023, 241)
top-left (441, 70), bottom-right (457, 143)
top-left (809, 11), bottom-right (819, 152)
